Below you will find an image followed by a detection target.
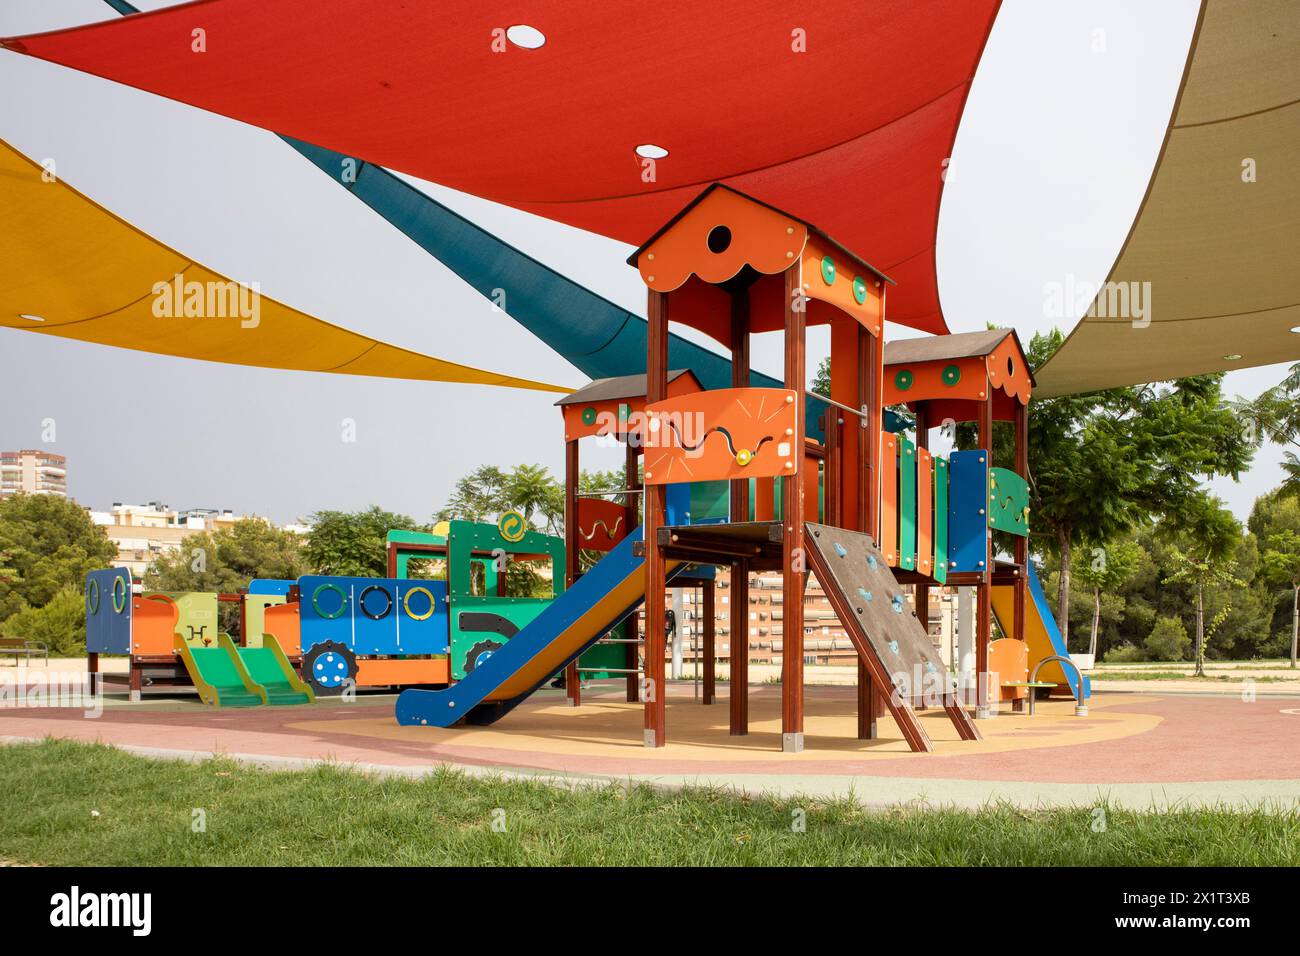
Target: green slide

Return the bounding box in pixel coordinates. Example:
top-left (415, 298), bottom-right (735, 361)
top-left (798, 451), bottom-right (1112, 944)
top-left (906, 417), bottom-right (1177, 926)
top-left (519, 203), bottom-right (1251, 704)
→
top-left (174, 634), bottom-right (314, 707)
top-left (174, 634), bottom-right (263, 707)
top-left (224, 634), bottom-right (314, 706)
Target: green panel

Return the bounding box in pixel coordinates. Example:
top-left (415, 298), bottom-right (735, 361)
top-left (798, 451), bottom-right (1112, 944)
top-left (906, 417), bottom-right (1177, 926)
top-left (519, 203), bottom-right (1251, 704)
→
top-left (154, 591), bottom-right (219, 648)
top-left (450, 596), bottom-right (550, 679)
top-left (577, 620), bottom-right (629, 679)
top-left (933, 457), bottom-right (949, 584)
top-left (446, 519), bottom-right (565, 600)
top-left (989, 467), bottom-right (1031, 536)
top-left (897, 436), bottom-right (917, 571)
top-left (690, 481), bottom-right (731, 522)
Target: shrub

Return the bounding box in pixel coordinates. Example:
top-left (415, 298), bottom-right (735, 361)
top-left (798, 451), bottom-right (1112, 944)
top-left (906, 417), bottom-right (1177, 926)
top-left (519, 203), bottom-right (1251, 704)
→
top-left (1144, 615), bottom-right (1190, 662)
top-left (2, 585), bottom-right (87, 656)
top-left (1102, 643), bottom-right (1146, 663)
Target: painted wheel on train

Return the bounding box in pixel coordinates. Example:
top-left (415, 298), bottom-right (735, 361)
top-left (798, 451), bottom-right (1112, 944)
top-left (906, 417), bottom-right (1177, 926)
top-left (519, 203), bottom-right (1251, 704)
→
top-left (463, 640), bottom-right (503, 674)
top-left (302, 641), bottom-right (357, 696)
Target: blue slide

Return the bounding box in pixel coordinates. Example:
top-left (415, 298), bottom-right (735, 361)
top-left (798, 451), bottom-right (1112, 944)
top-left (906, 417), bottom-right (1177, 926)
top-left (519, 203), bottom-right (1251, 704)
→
top-left (990, 560), bottom-right (1090, 699)
top-left (396, 528), bottom-right (682, 728)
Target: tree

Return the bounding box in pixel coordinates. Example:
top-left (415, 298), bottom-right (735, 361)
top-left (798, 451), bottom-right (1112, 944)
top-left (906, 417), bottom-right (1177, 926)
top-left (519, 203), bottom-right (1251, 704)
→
top-left (1073, 538), bottom-right (1143, 657)
top-left (301, 506), bottom-right (424, 577)
top-left (1236, 361), bottom-right (1300, 498)
top-left (3, 585), bottom-right (87, 656)
top-left (1016, 330), bottom-right (1252, 643)
top-left (1161, 497), bottom-right (1244, 677)
top-left (435, 464), bottom-right (564, 537)
top-left (1249, 491), bottom-right (1300, 666)
top-left (1260, 528), bottom-right (1300, 667)
top-left (146, 519), bottom-right (307, 634)
top-left (0, 493), bottom-right (117, 622)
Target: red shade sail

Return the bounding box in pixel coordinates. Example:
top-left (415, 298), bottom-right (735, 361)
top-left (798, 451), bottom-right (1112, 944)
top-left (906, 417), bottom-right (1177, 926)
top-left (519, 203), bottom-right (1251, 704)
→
top-left (4, 0), bottom-right (1001, 335)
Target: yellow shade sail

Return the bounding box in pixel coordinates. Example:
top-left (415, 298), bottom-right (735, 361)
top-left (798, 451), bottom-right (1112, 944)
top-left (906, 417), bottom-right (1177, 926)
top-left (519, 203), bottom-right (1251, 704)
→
top-left (0, 139), bottom-right (568, 393)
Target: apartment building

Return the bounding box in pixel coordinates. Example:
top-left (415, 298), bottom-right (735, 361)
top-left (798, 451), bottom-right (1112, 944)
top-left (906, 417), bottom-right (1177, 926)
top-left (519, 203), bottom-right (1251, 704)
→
top-left (0, 449), bottom-right (67, 498)
top-left (87, 502), bottom-right (248, 577)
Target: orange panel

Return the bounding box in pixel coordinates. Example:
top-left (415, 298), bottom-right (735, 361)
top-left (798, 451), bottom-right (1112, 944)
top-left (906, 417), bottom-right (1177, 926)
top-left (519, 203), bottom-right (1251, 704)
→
top-left (916, 447), bottom-right (934, 577)
top-left (800, 235), bottom-right (884, 337)
top-left (985, 335), bottom-right (1033, 405)
top-left (263, 602), bottom-right (301, 656)
top-left (883, 356), bottom-right (987, 407)
top-left (355, 657), bottom-right (449, 687)
top-left (577, 497), bottom-right (630, 552)
top-left (880, 433), bottom-right (899, 566)
top-left (643, 387), bottom-right (799, 485)
top-left (636, 186), bottom-right (807, 293)
top-left (988, 638), bottom-right (1029, 701)
top-left (562, 370), bottom-right (702, 441)
top-left (131, 596), bottom-right (179, 656)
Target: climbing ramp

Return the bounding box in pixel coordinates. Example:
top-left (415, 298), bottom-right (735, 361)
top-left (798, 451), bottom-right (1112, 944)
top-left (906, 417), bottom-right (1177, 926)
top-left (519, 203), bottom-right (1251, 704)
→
top-left (803, 522), bottom-right (981, 752)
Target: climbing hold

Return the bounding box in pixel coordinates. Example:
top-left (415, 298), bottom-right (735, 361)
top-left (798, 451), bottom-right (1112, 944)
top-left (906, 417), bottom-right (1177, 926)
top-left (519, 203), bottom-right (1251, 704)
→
top-left (888, 640), bottom-right (899, 655)
top-left (833, 543), bottom-right (847, 557)
top-left (857, 588), bottom-right (873, 602)
top-left (866, 554), bottom-right (878, 569)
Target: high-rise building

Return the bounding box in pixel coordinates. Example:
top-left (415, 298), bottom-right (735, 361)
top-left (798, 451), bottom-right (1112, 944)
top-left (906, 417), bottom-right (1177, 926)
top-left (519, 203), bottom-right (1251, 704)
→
top-left (0, 449), bottom-right (67, 498)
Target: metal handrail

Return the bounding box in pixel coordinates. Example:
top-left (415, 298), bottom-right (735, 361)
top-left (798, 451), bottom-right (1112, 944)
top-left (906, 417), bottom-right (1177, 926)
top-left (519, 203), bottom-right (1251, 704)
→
top-left (806, 390), bottom-right (868, 421)
top-left (1028, 655), bottom-right (1088, 717)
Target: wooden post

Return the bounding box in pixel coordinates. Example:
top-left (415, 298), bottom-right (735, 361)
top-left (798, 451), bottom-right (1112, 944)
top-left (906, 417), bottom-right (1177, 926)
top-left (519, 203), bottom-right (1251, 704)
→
top-left (87, 651), bottom-right (99, 698)
top-left (729, 290), bottom-right (750, 523)
top-left (976, 392), bottom-right (995, 717)
top-left (625, 440), bottom-right (641, 702)
top-left (129, 660), bottom-right (142, 702)
top-left (1013, 399), bottom-right (1029, 646)
top-left (729, 559), bottom-right (749, 734)
top-left (781, 267), bottom-right (806, 753)
top-left (643, 290), bottom-right (669, 747)
top-left (860, 320), bottom-right (884, 733)
top-left (564, 438), bottom-right (581, 706)
top-left (822, 411), bottom-right (840, 527)
top-left (702, 578), bottom-right (716, 705)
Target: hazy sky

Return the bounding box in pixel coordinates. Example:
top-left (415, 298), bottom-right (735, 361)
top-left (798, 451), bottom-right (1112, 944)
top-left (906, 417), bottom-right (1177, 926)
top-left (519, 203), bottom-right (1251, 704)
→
top-left (1, 0), bottom-right (1290, 524)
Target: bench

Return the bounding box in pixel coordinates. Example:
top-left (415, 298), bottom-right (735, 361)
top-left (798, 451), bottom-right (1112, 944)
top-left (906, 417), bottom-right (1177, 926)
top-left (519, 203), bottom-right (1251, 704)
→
top-left (0, 637), bottom-right (49, 666)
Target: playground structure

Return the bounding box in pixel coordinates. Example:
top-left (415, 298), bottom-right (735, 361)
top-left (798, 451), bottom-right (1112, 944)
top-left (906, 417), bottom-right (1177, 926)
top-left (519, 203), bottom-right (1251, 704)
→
top-left (395, 184), bottom-right (1088, 752)
top-left (80, 183), bottom-right (1090, 745)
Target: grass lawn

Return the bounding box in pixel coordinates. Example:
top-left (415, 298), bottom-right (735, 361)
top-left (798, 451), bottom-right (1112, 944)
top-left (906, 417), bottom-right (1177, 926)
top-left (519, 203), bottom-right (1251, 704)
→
top-left (1088, 670), bottom-right (1295, 682)
top-left (1, 740), bottom-right (1297, 866)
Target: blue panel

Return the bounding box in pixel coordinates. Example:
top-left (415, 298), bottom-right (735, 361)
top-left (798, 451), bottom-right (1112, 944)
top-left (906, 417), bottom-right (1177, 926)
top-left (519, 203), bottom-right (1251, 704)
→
top-left (299, 576), bottom-right (448, 656)
top-left (665, 483), bottom-right (691, 525)
top-left (85, 567), bottom-right (132, 654)
top-left (947, 449), bottom-right (990, 573)
top-left (248, 579), bottom-right (294, 596)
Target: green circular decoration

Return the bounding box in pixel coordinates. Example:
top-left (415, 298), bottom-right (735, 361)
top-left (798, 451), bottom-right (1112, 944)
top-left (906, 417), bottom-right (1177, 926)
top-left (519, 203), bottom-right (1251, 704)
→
top-left (894, 369), bottom-right (914, 391)
top-left (403, 586), bottom-right (436, 621)
top-left (580, 406), bottom-right (597, 426)
top-left (820, 256), bottom-right (836, 285)
top-left (112, 576), bottom-right (128, 614)
top-left (87, 579), bottom-right (100, 615)
top-left (852, 275), bottom-right (867, 305)
top-left (941, 364), bottom-right (961, 386)
top-left (312, 583), bottom-right (348, 620)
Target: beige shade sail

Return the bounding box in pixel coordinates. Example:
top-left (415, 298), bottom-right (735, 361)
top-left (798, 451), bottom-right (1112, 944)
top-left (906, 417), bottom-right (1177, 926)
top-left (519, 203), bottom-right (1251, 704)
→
top-left (1035, 0), bottom-right (1300, 397)
top-left (0, 139), bottom-right (568, 394)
